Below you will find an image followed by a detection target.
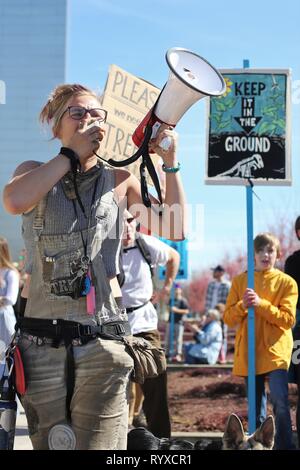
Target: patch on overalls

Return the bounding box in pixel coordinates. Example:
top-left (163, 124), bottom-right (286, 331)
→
top-left (50, 270), bottom-right (89, 299)
top-left (49, 256), bottom-right (90, 299)
top-left (50, 276), bottom-right (76, 297)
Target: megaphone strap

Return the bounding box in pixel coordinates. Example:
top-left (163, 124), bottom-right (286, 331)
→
top-left (105, 123), bottom-right (152, 167)
top-left (141, 151), bottom-right (163, 207)
top-left (104, 87), bottom-right (167, 209)
top-left (104, 121), bottom-right (163, 208)
top-left (139, 160), bottom-right (150, 207)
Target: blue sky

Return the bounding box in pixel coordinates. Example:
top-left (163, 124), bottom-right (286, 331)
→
top-left (67, 0), bottom-right (300, 274)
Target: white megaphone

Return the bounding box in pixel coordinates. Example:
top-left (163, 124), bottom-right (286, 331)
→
top-left (107, 47), bottom-right (226, 207)
top-left (132, 47), bottom-right (226, 150)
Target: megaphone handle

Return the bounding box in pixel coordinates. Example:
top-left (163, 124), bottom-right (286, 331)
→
top-left (159, 136), bottom-right (172, 151)
top-left (151, 121), bottom-right (172, 151)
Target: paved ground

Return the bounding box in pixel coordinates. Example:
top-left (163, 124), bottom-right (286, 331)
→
top-left (13, 407), bottom-right (221, 451)
top-left (12, 405), bottom-right (298, 450)
top-left (14, 408), bottom-right (33, 450)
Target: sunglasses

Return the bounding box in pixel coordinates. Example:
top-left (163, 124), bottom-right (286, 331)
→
top-left (126, 217), bottom-right (135, 224)
top-left (63, 106), bottom-right (108, 122)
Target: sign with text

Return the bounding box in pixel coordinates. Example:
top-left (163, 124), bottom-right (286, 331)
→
top-left (158, 238), bottom-right (188, 280)
top-left (101, 65), bottom-right (161, 182)
top-left (205, 69), bottom-right (291, 185)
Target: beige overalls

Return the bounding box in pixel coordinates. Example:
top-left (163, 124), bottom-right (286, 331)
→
top-left (18, 164), bottom-right (133, 449)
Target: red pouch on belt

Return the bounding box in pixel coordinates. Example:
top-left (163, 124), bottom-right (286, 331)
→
top-left (13, 346), bottom-right (26, 395)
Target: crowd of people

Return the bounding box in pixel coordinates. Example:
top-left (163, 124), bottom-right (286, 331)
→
top-left (1, 81), bottom-right (300, 451)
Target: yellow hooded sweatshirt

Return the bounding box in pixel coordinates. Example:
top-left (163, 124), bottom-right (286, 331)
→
top-left (224, 269), bottom-right (298, 376)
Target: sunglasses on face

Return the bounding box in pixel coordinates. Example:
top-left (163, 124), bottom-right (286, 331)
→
top-left (63, 106), bottom-right (108, 122)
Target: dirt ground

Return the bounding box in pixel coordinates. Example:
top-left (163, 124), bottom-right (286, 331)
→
top-left (167, 368), bottom-right (298, 433)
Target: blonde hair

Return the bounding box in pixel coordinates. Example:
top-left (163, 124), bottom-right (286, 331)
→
top-left (206, 309), bottom-right (220, 321)
top-left (254, 232), bottom-right (281, 256)
top-left (0, 237), bottom-right (17, 271)
top-left (39, 84), bottom-right (101, 137)
top-left (215, 303), bottom-right (225, 314)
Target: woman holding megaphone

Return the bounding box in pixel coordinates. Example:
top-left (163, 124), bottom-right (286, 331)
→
top-left (2, 83), bottom-right (186, 450)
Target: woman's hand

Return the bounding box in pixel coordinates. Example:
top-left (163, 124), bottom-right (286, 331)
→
top-left (148, 124), bottom-right (178, 167)
top-left (64, 120), bottom-right (106, 164)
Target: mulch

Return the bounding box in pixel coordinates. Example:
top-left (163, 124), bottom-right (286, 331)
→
top-left (167, 368), bottom-right (298, 432)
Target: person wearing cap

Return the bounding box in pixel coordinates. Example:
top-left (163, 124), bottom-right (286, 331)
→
top-left (284, 216), bottom-right (300, 447)
top-left (184, 309), bottom-right (223, 364)
top-left (205, 265), bottom-right (231, 312)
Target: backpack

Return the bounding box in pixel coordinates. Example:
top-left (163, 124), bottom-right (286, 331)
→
top-left (117, 235), bottom-right (154, 287)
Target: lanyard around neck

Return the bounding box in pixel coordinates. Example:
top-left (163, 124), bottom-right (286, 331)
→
top-left (72, 177), bottom-right (99, 259)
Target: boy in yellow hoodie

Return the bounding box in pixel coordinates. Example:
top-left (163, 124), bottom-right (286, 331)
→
top-left (224, 233), bottom-right (298, 450)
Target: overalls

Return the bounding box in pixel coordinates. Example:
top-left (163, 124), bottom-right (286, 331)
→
top-left (17, 165), bottom-right (134, 449)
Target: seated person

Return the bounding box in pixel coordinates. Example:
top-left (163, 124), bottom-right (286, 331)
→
top-left (184, 309), bottom-right (223, 364)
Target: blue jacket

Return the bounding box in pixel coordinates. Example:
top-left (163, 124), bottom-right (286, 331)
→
top-left (188, 320), bottom-right (223, 365)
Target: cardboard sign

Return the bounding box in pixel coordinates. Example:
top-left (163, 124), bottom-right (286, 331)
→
top-left (206, 69), bottom-right (291, 185)
top-left (101, 65), bottom-right (161, 182)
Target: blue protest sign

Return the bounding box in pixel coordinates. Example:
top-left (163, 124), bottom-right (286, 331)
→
top-left (158, 238), bottom-right (188, 280)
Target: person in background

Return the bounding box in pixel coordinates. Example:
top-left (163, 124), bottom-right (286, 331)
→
top-left (205, 265), bottom-right (230, 311)
top-left (12, 249), bottom-right (29, 319)
top-left (120, 210), bottom-right (180, 438)
top-left (215, 302), bottom-right (228, 364)
top-left (0, 237), bottom-right (19, 375)
top-left (184, 309), bottom-right (222, 364)
top-left (224, 232), bottom-right (297, 450)
top-left (285, 215), bottom-right (300, 447)
top-left (165, 284), bottom-right (189, 362)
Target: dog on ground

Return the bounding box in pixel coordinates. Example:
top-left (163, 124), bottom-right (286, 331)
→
top-left (127, 427), bottom-right (194, 450)
top-left (222, 414), bottom-right (275, 450)
top-left (127, 427), bottom-right (222, 450)
top-left (127, 414), bottom-right (275, 450)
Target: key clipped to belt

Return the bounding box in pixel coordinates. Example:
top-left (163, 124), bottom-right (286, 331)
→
top-left (70, 256), bottom-right (90, 300)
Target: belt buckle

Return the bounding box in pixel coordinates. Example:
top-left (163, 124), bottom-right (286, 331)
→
top-left (52, 319), bottom-right (60, 337)
top-left (115, 323), bottom-right (125, 335)
top-left (84, 325), bottom-right (92, 336)
top-left (77, 324), bottom-right (93, 337)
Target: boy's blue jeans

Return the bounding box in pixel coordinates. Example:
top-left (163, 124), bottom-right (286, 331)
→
top-left (245, 369), bottom-right (295, 450)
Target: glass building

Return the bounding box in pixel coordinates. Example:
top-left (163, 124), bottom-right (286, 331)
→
top-left (0, 0), bottom-right (67, 259)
